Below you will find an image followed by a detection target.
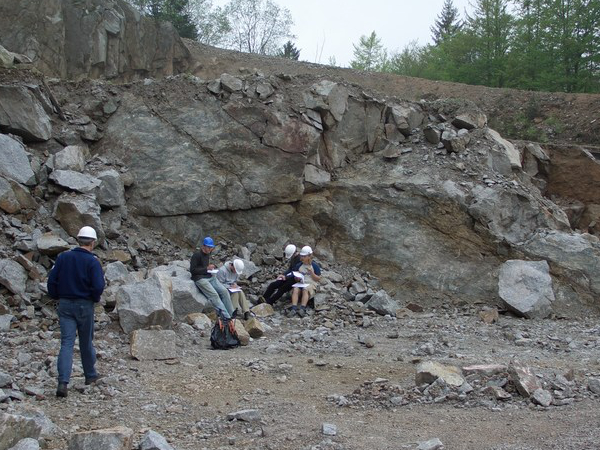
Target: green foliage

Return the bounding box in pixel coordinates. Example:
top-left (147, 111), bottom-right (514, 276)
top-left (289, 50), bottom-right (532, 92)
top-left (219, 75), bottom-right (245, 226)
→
top-left (377, 0), bottom-right (600, 93)
top-left (277, 40), bottom-right (300, 60)
top-left (431, 0), bottom-right (462, 45)
top-left (128, 0), bottom-right (199, 38)
top-left (350, 31), bottom-right (387, 71)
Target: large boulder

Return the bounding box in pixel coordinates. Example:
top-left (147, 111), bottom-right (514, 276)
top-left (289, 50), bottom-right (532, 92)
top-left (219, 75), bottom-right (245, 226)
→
top-left (498, 260), bottom-right (554, 319)
top-left (0, 0), bottom-right (190, 81)
top-left (0, 177), bottom-right (21, 214)
top-left (0, 135), bottom-right (35, 186)
top-left (139, 430), bottom-right (175, 450)
top-left (53, 193), bottom-right (104, 242)
top-left (170, 277), bottom-right (211, 319)
top-left (116, 273), bottom-right (174, 334)
top-left (35, 233), bottom-right (70, 256)
top-left (49, 170), bottom-right (101, 194)
top-left (96, 169), bottom-right (125, 208)
top-left (0, 259), bottom-right (28, 296)
top-left (0, 413), bottom-right (42, 450)
top-left (365, 290), bottom-right (399, 316)
top-left (52, 145), bottom-right (87, 172)
top-left (415, 361), bottom-right (464, 387)
top-left (67, 426), bottom-right (133, 450)
top-left (0, 85), bottom-right (52, 142)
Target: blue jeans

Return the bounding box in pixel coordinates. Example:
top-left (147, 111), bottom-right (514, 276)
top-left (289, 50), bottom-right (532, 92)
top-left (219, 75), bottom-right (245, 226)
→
top-left (194, 277), bottom-right (234, 319)
top-left (57, 299), bottom-right (97, 384)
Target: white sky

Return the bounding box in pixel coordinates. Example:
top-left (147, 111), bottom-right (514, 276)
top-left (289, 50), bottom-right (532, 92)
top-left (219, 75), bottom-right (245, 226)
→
top-left (214, 0), bottom-right (473, 66)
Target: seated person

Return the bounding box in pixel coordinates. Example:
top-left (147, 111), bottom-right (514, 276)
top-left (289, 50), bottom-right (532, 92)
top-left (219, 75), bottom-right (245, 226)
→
top-left (190, 236), bottom-right (235, 319)
top-left (217, 259), bottom-right (253, 320)
top-left (258, 244), bottom-right (300, 305)
top-left (287, 246), bottom-right (321, 318)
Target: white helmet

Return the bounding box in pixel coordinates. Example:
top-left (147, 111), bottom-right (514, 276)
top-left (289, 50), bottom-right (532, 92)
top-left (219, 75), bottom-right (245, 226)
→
top-left (299, 245), bottom-right (313, 256)
top-left (77, 226), bottom-right (97, 240)
top-left (233, 259), bottom-right (244, 274)
top-left (284, 244), bottom-right (296, 259)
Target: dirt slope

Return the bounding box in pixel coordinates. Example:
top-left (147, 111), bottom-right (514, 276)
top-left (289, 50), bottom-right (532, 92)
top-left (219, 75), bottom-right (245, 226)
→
top-left (185, 40), bottom-right (600, 148)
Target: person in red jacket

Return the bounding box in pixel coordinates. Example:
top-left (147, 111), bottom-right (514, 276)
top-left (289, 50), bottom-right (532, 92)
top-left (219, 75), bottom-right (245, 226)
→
top-left (47, 226), bottom-right (105, 398)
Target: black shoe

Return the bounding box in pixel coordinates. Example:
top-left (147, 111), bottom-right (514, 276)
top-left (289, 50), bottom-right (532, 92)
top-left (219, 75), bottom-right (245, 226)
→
top-left (297, 306), bottom-right (307, 318)
top-left (286, 307), bottom-right (298, 318)
top-left (85, 375), bottom-right (103, 385)
top-left (56, 382), bottom-right (68, 398)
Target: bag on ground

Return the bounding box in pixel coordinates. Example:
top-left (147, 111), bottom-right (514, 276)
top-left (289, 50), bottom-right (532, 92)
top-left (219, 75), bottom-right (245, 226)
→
top-left (210, 313), bottom-right (240, 350)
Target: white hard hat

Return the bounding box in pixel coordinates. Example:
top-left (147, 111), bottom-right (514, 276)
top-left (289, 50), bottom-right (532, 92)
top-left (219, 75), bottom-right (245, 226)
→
top-left (233, 259), bottom-right (244, 274)
top-left (284, 244), bottom-right (296, 259)
top-left (77, 226), bottom-right (97, 240)
top-left (299, 245), bottom-right (312, 256)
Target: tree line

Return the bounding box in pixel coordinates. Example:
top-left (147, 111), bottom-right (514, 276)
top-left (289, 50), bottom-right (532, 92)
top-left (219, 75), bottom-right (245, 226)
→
top-left (124, 0), bottom-right (300, 59)
top-left (125, 0), bottom-right (599, 93)
top-left (350, 0), bottom-right (600, 93)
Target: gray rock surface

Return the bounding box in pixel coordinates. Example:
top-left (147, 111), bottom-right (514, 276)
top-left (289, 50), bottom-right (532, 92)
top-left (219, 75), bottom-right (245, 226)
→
top-left (0, 85), bottom-right (51, 142)
top-left (171, 277), bottom-right (211, 319)
top-left (498, 260), bottom-right (554, 319)
top-left (52, 146), bottom-right (87, 172)
top-left (49, 170), bottom-right (101, 194)
top-left (130, 329), bottom-right (178, 360)
top-left (117, 273), bottom-right (174, 334)
top-left (0, 413), bottom-right (41, 450)
top-left (67, 426), bottom-right (133, 450)
top-left (365, 290), bottom-right (399, 316)
top-left (0, 135), bottom-right (35, 185)
top-left (53, 193), bottom-right (104, 242)
top-left (35, 233), bottom-right (70, 256)
top-left (139, 430), bottom-right (175, 450)
top-left (0, 258), bottom-right (28, 296)
top-left (0, 0), bottom-right (190, 81)
top-left (8, 438), bottom-right (40, 450)
top-left (96, 169), bottom-right (125, 207)
top-left (226, 409), bottom-right (260, 422)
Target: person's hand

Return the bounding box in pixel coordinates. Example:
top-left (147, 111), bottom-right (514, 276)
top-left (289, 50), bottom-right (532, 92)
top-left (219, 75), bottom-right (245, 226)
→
top-left (232, 283), bottom-right (238, 289)
top-left (208, 264), bottom-right (215, 270)
top-left (277, 275), bottom-right (285, 281)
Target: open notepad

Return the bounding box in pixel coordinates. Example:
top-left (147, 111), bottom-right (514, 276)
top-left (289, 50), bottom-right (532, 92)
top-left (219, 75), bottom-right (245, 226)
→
top-left (292, 283), bottom-right (309, 288)
top-left (227, 287), bottom-right (242, 293)
top-left (292, 271), bottom-right (304, 280)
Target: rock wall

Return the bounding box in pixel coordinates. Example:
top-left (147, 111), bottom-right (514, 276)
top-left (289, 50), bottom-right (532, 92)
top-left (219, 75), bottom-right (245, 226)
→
top-left (0, 0), bottom-right (190, 80)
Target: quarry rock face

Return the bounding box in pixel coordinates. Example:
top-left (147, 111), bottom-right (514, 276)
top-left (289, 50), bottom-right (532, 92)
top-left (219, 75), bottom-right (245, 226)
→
top-left (0, 0), bottom-right (190, 81)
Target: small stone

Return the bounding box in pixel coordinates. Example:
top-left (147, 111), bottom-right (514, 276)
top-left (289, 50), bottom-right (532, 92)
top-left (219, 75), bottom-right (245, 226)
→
top-left (588, 378), bottom-right (600, 395)
top-left (321, 423), bottom-right (337, 436)
top-left (417, 438), bottom-right (444, 450)
top-left (227, 409), bottom-right (260, 422)
top-left (532, 388), bottom-right (553, 407)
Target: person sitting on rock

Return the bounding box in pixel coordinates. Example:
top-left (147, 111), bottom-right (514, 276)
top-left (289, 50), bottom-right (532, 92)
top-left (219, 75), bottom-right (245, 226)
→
top-left (190, 236), bottom-right (235, 319)
top-left (287, 245), bottom-right (321, 318)
top-left (258, 244), bottom-right (300, 305)
top-left (217, 258), bottom-right (253, 320)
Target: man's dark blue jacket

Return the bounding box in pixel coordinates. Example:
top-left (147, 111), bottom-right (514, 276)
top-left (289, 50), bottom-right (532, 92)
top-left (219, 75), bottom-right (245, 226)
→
top-left (47, 247), bottom-right (105, 302)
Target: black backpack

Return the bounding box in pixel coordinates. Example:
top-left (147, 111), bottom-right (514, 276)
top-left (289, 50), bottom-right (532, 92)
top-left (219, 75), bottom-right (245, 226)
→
top-left (210, 313), bottom-right (240, 350)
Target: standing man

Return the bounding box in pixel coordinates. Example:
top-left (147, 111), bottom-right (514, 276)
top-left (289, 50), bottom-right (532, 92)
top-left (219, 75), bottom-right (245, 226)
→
top-left (258, 244), bottom-right (300, 305)
top-left (190, 236), bottom-right (235, 319)
top-left (47, 226), bottom-right (105, 398)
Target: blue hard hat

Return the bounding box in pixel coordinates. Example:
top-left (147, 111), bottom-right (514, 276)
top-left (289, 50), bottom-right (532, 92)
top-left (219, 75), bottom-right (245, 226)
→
top-left (202, 236), bottom-right (215, 248)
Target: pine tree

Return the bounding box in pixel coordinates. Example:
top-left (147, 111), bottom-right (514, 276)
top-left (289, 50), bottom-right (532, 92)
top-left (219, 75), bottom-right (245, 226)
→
top-left (430, 0), bottom-right (462, 45)
top-left (278, 40), bottom-right (300, 60)
top-left (350, 31), bottom-right (387, 71)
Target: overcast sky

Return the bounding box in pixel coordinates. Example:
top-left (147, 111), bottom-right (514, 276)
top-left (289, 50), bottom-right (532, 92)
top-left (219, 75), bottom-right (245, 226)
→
top-left (215, 0), bottom-right (474, 66)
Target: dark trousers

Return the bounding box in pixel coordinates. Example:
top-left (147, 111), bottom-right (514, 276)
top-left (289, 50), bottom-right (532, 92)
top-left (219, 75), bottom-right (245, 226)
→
top-left (263, 277), bottom-right (296, 304)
